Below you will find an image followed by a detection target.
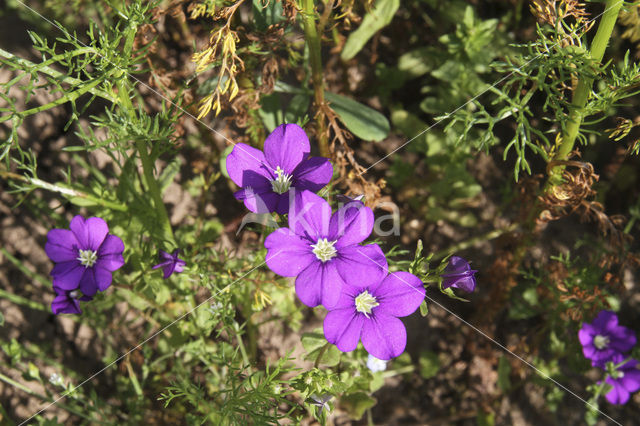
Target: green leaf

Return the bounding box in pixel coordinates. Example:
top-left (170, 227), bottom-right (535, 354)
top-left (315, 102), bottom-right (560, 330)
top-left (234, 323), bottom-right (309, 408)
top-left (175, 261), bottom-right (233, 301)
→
top-left (69, 196), bottom-right (98, 207)
top-left (341, 0), bottom-right (400, 61)
top-left (497, 356), bottom-right (511, 392)
top-left (0, 311), bottom-right (4, 326)
top-left (159, 158), bottom-right (181, 194)
top-left (252, 0), bottom-right (285, 31)
top-left (325, 91), bottom-right (389, 141)
top-left (397, 47), bottom-right (442, 79)
top-left (339, 391), bottom-right (376, 420)
top-left (301, 331), bottom-right (342, 367)
top-left (419, 300), bottom-right (429, 316)
top-left (220, 145), bottom-right (234, 179)
top-left (418, 350), bottom-right (440, 379)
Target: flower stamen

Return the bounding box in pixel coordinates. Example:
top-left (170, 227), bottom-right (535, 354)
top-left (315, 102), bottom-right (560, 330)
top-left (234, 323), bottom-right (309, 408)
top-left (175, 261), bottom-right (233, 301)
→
top-left (594, 334), bottom-right (610, 350)
top-left (355, 290), bottom-right (379, 318)
top-left (77, 249), bottom-right (98, 268)
top-left (270, 166), bottom-right (293, 194)
top-left (311, 238), bottom-right (337, 262)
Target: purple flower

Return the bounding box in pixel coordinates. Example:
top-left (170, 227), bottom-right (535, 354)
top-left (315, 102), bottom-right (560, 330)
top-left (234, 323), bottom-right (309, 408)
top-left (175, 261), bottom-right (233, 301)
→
top-left (45, 216), bottom-right (125, 297)
top-left (602, 356), bottom-right (640, 405)
top-left (264, 190), bottom-right (387, 309)
top-left (578, 310), bottom-right (636, 367)
top-left (226, 123), bottom-right (333, 214)
top-left (323, 271), bottom-right (425, 360)
top-left (441, 256), bottom-right (477, 292)
top-left (152, 249), bottom-right (186, 278)
top-left (51, 286), bottom-right (93, 315)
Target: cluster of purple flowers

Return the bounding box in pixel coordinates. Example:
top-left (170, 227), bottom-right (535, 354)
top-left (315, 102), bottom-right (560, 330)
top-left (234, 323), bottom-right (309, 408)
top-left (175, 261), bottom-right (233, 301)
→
top-left (227, 123), bottom-right (429, 360)
top-left (45, 217), bottom-right (185, 314)
top-left (579, 310), bottom-right (640, 405)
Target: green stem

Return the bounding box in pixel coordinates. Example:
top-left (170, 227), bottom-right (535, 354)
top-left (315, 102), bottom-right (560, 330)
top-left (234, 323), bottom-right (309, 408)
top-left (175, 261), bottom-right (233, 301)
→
top-left (233, 322), bottom-right (251, 367)
top-left (547, 0), bottom-right (623, 187)
top-left (301, 0), bottom-right (330, 158)
top-left (0, 372), bottom-right (106, 424)
top-left (0, 170), bottom-right (128, 211)
top-left (0, 288), bottom-right (49, 313)
top-left (314, 342), bottom-right (332, 368)
top-left (115, 80), bottom-right (176, 246)
top-left (0, 47), bottom-right (116, 103)
top-left (0, 76), bottom-right (107, 123)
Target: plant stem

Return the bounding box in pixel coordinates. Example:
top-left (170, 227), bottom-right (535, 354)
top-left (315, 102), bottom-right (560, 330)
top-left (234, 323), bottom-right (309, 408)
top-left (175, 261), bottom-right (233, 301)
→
top-left (314, 342), bottom-right (332, 368)
top-left (0, 170), bottom-right (128, 211)
top-left (0, 372), bottom-right (106, 424)
top-left (301, 0), bottom-right (330, 158)
top-left (115, 79), bottom-right (176, 246)
top-left (547, 0), bottom-right (623, 187)
top-left (0, 47), bottom-right (116, 103)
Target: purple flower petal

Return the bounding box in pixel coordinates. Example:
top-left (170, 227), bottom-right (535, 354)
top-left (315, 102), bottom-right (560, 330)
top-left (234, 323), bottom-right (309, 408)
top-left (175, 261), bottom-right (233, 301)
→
top-left (95, 267), bottom-right (113, 291)
top-left (295, 260), bottom-right (345, 308)
top-left (293, 156), bottom-right (333, 192)
top-left (226, 143), bottom-right (271, 187)
top-left (97, 235), bottom-right (125, 271)
top-left (334, 244), bottom-right (388, 291)
top-left (361, 314), bottom-right (407, 360)
top-left (605, 378), bottom-right (629, 405)
top-left (45, 229), bottom-right (79, 262)
top-left (235, 187), bottom-right (279, 214)
top-left (70, 216), bottom-right (109, 251)
top-left (263, 124), bottom-right (310, 174)
top-left (329, 202), bottom-right (374, 248)
top-left (370, 271), bottom-right (425, 318)
top-left (620, 369), bottom-right (640, 394)
top-left (265, 228), bottom-right (316, 276)
top-left (323, 308), bottom-right (364, 353)
top-left (51, 261), bottom-right (84, 290)
top-left (79, 268), bottom-right (99, 296)
top-left (51, 292), bottom-right (82, 315)
top-left (288, 191), bottom-right (331, 241)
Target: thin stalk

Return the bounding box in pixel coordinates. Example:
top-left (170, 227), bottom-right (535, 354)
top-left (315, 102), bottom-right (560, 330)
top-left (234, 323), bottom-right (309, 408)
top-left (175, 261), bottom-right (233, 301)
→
top-left (301, 0), bottom-right (330, 157)
top-left (0, 288), bottom-right (49, 313)
top-left (0, 47), bottom-right (116, 103)
top-left (0, 170), bottom-right (128, 211)
top-left (314, 342), bottom-right (332, 368)
top-left (115, 80), bottom-right (176, 246)
top-left (0, 76), bottom-right (106, 123)
top-left (233, 322), bottom-right (251, 367)
top-left (0, 372), bottom-right (107, 424)
top-left (547, 0), bottom-right (623, 187)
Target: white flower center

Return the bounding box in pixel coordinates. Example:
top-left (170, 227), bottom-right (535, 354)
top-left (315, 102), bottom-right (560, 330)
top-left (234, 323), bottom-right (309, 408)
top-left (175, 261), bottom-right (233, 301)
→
top-left (77, 249), bottom-right (98, 268)
top-left (69, 290), bottom-right (81, 299)
top-left (311, 238), bottom-right (337, 262)
top-left (354, 290), bottom-right (379, 317)
top-left (594, 334), bottom-right (610, 350)
top-left (612, 370), bottom-right (625, 379)
top-left (270, 166), bottom-right (293, 194)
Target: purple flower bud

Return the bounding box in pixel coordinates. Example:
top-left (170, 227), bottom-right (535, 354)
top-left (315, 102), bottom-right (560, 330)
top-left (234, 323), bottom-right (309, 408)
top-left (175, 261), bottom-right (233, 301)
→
top-left (152, 249), bottom-right (186, 279)
top-left (441, 256), bottom-right (477, 293)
